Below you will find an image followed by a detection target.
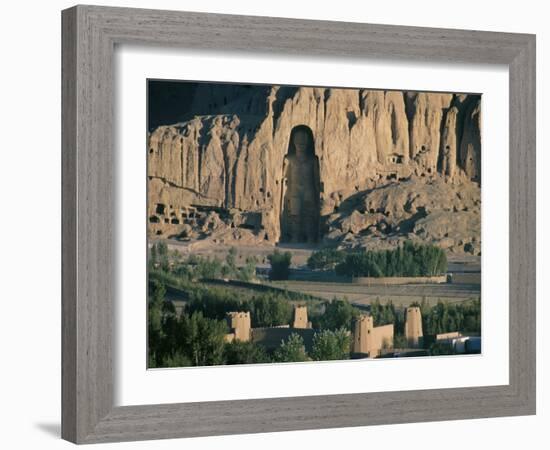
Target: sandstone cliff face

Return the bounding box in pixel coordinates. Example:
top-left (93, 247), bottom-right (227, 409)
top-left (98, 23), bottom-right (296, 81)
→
top-left (325, 175), bottom-right (481, 255)
top-left (147, 86), bottom-right (481, 252)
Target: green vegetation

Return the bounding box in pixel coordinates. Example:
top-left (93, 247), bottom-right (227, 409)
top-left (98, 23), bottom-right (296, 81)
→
top-left (147, 267), bottom-right (358, 367)
top-left (250, 295), bottom-right (293, 328)
top-left (187, 287), bottom-right (294, 328)
top-left (221, 247), bottom-right (257, 282)
top-left (149, 241), bottom-right (169, 271)
top-left (160, 352), bottom-right (192, 368)
top-left (180, 311), bottom-right (229, 366)
top-left (416, 298), bottom-right (481, 336)
top-left (428, 341), bottom-right (456, 356)
top-left (273, 333), bottom-right (308, 363)
top-left (147, 279), bottom-right (167, 364)
top-left (148, 270), bottom-right (481, 366)
top-left (310, 328), bottom-right (350, 361)
top-left (149, 243), bottom-right (257, 283)
top-left (393, 335), bottom-right (408, 349)
top-left (335, 241), bottom-right (447, 278)
top-left (267, 250), bottom-right (292, 280)
top-left (317, 298), bottom-right (359, 331)
top-left (370, 299), bottom-right (405, 334)
top-left (370, 299), bottom-right (397, 326)
top-left (148, 293), bottom-right (228, 368)
top-left (223, 340), bottom-right (270, 365)
top-left (307, 248), bottom-right (346, 270)
top-left (147, 240), bottom-right (478, 367)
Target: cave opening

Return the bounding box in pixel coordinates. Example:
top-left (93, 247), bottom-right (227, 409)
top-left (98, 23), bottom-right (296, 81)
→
top-left (280, 125), bottom-right (320, 243)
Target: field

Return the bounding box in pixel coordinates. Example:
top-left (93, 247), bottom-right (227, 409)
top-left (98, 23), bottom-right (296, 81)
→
top-left (268, 279), bottom-right (479, 307)
top-left (163, 239), bottom-right (480, 308)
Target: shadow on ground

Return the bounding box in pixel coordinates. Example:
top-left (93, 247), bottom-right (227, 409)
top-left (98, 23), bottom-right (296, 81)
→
top-left (35, 422), bottom-right (60, 438)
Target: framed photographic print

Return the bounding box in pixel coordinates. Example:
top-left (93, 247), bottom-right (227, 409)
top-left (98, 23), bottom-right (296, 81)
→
top-left (62, 5), bottom-right (536, 444)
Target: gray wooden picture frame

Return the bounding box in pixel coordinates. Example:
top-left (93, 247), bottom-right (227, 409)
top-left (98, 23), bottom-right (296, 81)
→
top-left (61, 4), bottom-right (536, 444)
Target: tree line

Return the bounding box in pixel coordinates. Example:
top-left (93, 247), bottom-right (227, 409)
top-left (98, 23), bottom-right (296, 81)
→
top-left (333, 241), bottom-right (447, 277)
top-left (149, 242), bottom-right (297, 282)
top-left (416, 298), bottom-right (481, 336)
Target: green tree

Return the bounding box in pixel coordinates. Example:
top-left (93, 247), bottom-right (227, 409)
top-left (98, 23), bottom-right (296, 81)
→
top-left (226, 247), bottom-right (237, 271)
top-left (307, 248), bottom-right (346, 270)
top-left (156, 241), bottom-right (170, 271)
top-left (223, 341), bottom-right (269, 365)
top-left (237, 256), bottom-right (257, 282)
top-left (161, 352), bottom-right (192, 367)
top-left (250, 294), bottom-right (293, 328)
top-left (267, 250), bottom-right (292, 280)
top-left (220, 247), bottom-right (238, 279)
top-left (461, 298), bottom-right (481, 333)
top-left (195, 257), bottom-right (223, 279)
top-left (179, 311), bottom-right (228, 366)
top-left (147, 279), bottom-right (166, 366)
top-left (370, 299), bottom-right (396, 327)
top-left (149, 244), bottom-right (158, 269)
top-left (335, 241), bottom-right (447, 278)
top-left (311, 328), bottom-right (350, 361)
top-left (157, 300), bottom-right (180, 361)
top-left (335, 252), bottom-right (383, 277)
top-left (429, 341), bottom-right (455, 356)
top-left (319, 298), bottom-right (359, 331)
top-left (393, 335), bottom-right (408, 349)
top-left (187, 286), bottom-right (242, 321)
top-left (186, 287), bottom-right (293, 327)
top-left (273, 333), bottom-right (308, 362)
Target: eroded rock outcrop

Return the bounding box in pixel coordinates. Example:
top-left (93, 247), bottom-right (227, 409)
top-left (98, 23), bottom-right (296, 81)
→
top-left (324, 175), bottom-right (481, 255)
top-left (147, 86), bottom-right (481, 252)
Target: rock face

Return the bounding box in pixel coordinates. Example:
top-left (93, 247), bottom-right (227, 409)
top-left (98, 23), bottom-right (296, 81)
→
top-left (325, 175), bottom-right (481, 255)
top-left (148, 85), bottom-right (481, 253)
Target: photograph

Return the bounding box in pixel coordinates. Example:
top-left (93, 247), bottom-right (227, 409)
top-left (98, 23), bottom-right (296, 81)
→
top-left (1, 1), bottom-right (541, 447)
top-left (146, 80), bottom-right (482, 368)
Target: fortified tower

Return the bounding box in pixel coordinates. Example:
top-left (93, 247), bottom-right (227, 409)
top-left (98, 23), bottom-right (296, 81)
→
top-left (352, 315), bottom-right (375, 354)
top-left (226, 311), bottom-right (251, 342)
top-left (405, 306), bottom-right (423, 348)
top-left (292, 305), bottom-right (310, 329)
top-left (352, 315), bottom-right (393, 357)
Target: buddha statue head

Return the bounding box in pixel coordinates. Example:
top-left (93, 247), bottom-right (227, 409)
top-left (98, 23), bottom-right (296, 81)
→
top-left (292, 127), bottom-right (312, 159)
